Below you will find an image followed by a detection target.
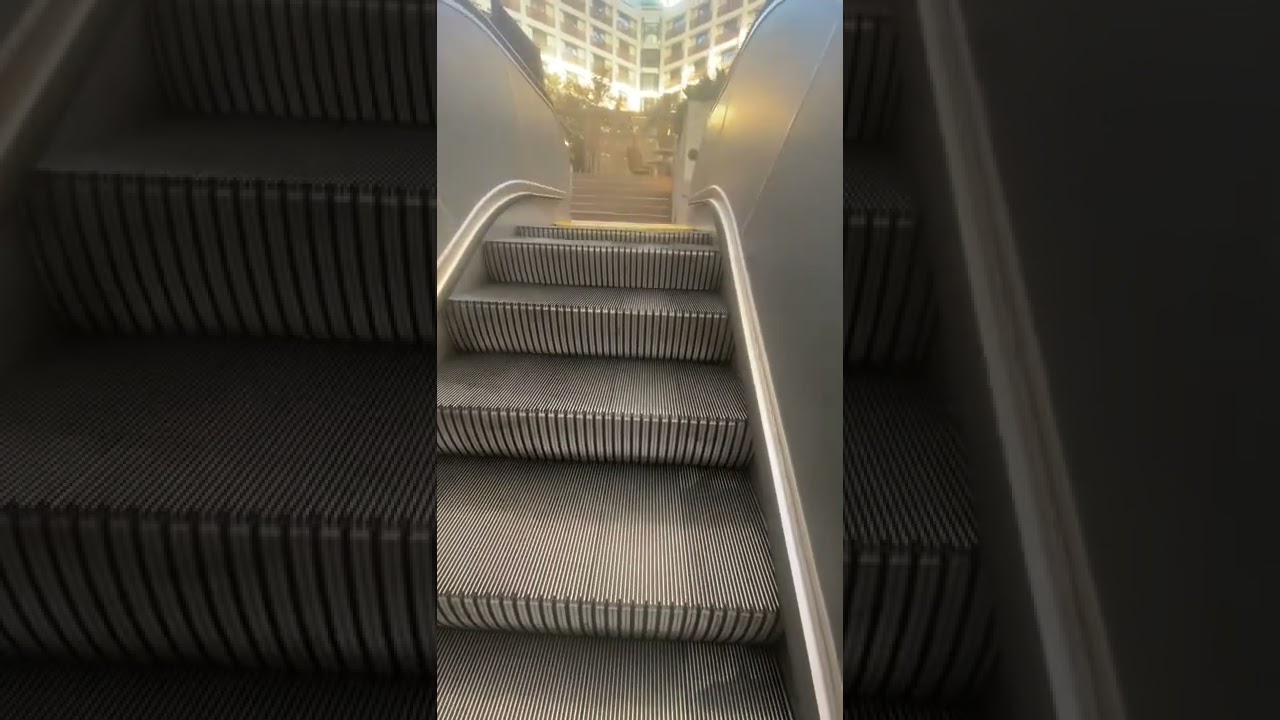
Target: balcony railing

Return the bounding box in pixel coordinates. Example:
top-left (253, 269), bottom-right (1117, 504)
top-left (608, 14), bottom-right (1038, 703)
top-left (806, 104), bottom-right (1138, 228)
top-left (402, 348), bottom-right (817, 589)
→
top-left (715, 27), bottom-right (738, 44)
top-left (591, 35), bottom-right (611, 51)
top-left (591, 6), bottom-right (613, 24)
top-left (668, 48), bottom-right (684, 62)
top-left (563, 21), bottom-right (586, 40)
top-left (618, 48), bottom-right (636, 63)
top-left (527, 8), bottom-right (553, 25)
top-left (563, 0), bottom-right (585, 12)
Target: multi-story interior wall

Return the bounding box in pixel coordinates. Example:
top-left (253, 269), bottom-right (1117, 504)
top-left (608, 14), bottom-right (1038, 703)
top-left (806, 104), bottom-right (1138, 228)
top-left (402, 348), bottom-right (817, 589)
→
top-left (474, 0), bottom-right (770, 111)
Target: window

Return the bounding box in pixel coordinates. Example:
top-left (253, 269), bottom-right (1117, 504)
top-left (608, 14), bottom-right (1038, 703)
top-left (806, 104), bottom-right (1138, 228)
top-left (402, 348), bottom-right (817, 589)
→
top-left (717, 0), bottom-right (743, 14)
top-left (563, 42), bottom-right (584, 64)
top-left (693, 30), bottom-right (709, 49)
top-left (617, 39), bottom-right (635, 62)
top-left (641, 73), bottom-right (658, 91)
top-left (590, 0), bottom-right (612, 24)
top-left (592, 54), bottom-right (611, 77)
top-left (718, 47), bottom-right (738, 69)
top-left (617, 67), bottom-right (634, 84)
top-left (563, 13), bottom-right (585, 39)
top-left (716, 17), bottom-right (740, 43)
top-left (668, 41), bottom-right (684, 62)
top-left (642, 19), bottom-right (661, 44)
top-left (531, 28), bottom-right (550, 50)
top-left (667, 68), bottom-right (681, 85)
top-left (666, 15), bottom-right (686, 36)
top-left (591, 25), bottom-right (610, 50)
top-left (527, 0), bottom-right (552, 24)
top-left (617, 11), bottom-right (635, 35)
top-left (692, 2), bottom-right (712, 27)
top-left (641, 48), bottom-right (660, 68)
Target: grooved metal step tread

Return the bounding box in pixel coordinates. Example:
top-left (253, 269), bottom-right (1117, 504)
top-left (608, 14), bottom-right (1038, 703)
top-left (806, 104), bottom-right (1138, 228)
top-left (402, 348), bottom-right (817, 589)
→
top-left (447, 284), bottom-right (732, 361)
top-left (843, 374), bottom-right (994, 700)
top-left (152, 0), bottom-right (436, 126)
top-left (518, 224), bottom-right (714, 245)
top-left (846, 706), bottom-right (972, 720)
top-left (844, 4), bottom-right (902, 143)
top-left (844, 152), bottom-right (932, 369)
top-left (437, 456), bottom-right (778, 643)
top-left (39, 117), bottom-right (435, 189)
top-left (452, 284), bottom-right (727, 314)
top-left (439, 628), bottom-right (794, 719)
top-left (28, 119), bottom-right (436, 344)
top-left (843, 377), bottom-right (977, 553)
top-left (0, 338), bottom-right (436, 672)
top-left (844, 150), bottom-right (915, 217)
top-left (484, 236), bottom-right (722, 291)
top-left (0, 660), bottom-right (435, 718)
top-left (437, 353), bottom-right (751, 467)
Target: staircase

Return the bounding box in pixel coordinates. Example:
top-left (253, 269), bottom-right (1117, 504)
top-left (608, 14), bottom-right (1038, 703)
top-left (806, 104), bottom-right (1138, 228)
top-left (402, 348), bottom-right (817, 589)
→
top-left (570, 174), bottom-right (674, 223)
top-left (0, 0), bottom-right (438, 716)
top-left (437, 222), bottom-right (793, 716)
top-left (844, 3), bottom-right (995, 716)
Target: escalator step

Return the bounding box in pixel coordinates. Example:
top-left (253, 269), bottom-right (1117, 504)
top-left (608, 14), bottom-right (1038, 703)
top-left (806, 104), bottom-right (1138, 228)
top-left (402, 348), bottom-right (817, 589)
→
top-left (437, 353), bottom-right (752, 467)
top-left (847, 706), bottom-right (972, 720)
top-left (485, 237), bottom-right (723, 291)
top-left (516, 224), bottom-right (715, 245)
top-left (447, 284), bottom-right (732, 362)
top-left (0, 338), bottom-right (436, 674)
top-left (438, 628), bottom-right (792, 719)
top-left (151, 0), bottom-right (436, 125)
top-left (0, 660), bottom-right (435, 719)
top-left (437, 457), bottom-right (778, 643)
top-left (844, 155), bottom-right (935, 368)
top-left (28, 119), bottom-right (435, 343)
top-left (844, 376), bottom-right (995, 700)
top-left (844, 4), bottom-right (902, 142)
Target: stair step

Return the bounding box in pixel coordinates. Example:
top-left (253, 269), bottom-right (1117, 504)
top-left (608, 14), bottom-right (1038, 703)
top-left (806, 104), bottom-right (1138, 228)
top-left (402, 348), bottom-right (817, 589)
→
top-left (517, 224), bottom-right (713, 245)
top-left (439, 629), bottom-right (793, 718)
top-left (447, 284), bottom-right (732, 362)
top-left (571, 210), bottom-right (673, 223)
top-left (437, 457), bottom-right (777, 642)
top-left (844, 153), bottom-right (934, 368)
top-left (152, 0), bottom-right (436, 125)
top-left (0, 661), bottom-right (435, 718)
top-left (485, 237), bottom-right (723, 291)
top-left (0, 338), bottom-right (435, 673)
top-left (438, 353), bottom-right (751, 467)
top-left (29, 118), bottom-right (435, 343)
top-left (0, 653), bottom-right (974, 719)
top-left (844, 376), bottom-right (995, 700)
top-left (844, 5), bottom-right (901, 142)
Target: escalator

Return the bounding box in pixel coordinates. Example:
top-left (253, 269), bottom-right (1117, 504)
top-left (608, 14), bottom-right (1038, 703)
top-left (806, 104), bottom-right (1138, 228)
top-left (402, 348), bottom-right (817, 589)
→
top-left (843, 2), bottom-right (995, 718)
top-left (0, 0), bottom-right (438, 715)
top-left (436, 220), bottom-right (792, 715)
